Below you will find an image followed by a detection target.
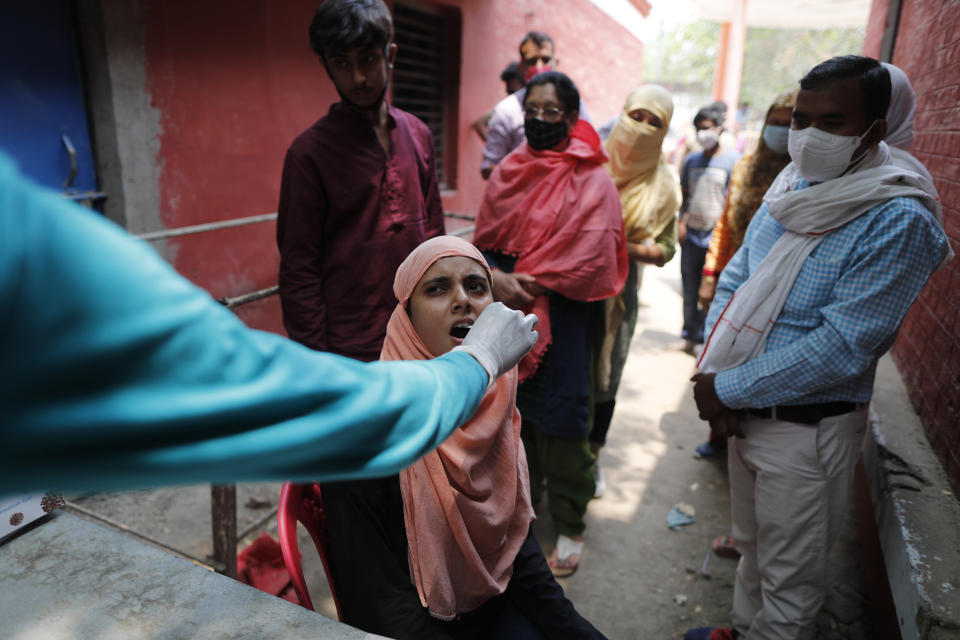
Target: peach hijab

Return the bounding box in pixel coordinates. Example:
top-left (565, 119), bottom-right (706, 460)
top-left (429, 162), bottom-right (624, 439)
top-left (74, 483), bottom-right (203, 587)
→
top-left (381, 236), bottom-right (534, 620)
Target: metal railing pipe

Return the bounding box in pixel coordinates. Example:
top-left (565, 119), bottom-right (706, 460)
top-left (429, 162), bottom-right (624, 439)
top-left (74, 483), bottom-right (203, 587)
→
top-left (136, 213), bottom-right (278, 242)
top-left (448, 226), bottom-right (475, 238)
top-left (217, 286), bottom-right (279, 309)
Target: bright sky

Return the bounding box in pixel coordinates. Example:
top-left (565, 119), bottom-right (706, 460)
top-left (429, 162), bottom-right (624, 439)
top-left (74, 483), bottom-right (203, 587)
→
top-left (646, 0), bottom-right (701, 28)
top-left (587, 0), bottom-right (699, 42)
top-left (588, 0), bottom-right (868, 41)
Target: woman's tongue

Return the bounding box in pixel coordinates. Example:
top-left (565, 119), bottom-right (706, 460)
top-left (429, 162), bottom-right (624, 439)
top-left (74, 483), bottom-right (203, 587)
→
top-left (450, 323), bottom-right (471, 339)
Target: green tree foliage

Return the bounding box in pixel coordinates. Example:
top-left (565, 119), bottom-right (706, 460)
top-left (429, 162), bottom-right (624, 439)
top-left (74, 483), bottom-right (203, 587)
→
top-left (739, 26), bottom-right (865, 110)
top-left (644, 21), bottom-right (865, 115)
top-left (643, 21), bottom-right (722, 94)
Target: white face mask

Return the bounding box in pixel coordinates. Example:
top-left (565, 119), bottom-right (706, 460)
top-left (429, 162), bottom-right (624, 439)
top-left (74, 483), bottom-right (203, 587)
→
top-left (762, 125), bottom-right (790, 155)
top-left (696, 128), bottom-right (720, 150)
top-left (787, 121), bottom-right (876, 183)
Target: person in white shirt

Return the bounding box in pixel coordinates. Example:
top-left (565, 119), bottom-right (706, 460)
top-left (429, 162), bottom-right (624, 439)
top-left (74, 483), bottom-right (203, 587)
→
top-left (480, 31), bottom-right (590, 179)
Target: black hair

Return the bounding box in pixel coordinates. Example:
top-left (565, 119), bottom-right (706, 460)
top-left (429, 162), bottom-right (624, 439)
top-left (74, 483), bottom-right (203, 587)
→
top-left (518, 31), bottom-right (554, 54)
top-left (800, 55), bottom-right (891, 125)
top-left (709, 100), bottom-right (728, 114)
top-left (524, 71), bottom-right (580, 113)
top-left (500, 62), bottom-right (522, 84)
top-left (694, 106), bottom-right (724, 127)
top-left (309, 0), bottom-right (393, 60)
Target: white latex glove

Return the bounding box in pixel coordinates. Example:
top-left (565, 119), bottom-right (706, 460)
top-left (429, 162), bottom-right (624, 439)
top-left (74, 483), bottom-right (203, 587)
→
top-left (452, 302), bottom-right (538, 386)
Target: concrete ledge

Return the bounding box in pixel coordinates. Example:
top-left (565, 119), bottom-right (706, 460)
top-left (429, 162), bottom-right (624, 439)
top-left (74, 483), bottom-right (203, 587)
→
top-left (0, 511), bottom-right (386, 640)
top-left (864, 355), bottom-right (960, 639)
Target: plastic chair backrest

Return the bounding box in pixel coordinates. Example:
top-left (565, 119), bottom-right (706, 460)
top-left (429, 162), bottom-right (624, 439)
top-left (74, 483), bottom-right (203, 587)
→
top-left (277, 482), bottom-right (343, 621)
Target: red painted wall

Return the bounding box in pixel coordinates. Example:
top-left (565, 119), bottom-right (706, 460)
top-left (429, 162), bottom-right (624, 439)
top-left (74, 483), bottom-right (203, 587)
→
top-left (138, 0), bottom-right (644, 333)
top-left (438, 0), bottom-right (645, 217)
top-left (142, 0), bottom-right (333, 334)
top-left (865, 0), bottom-right (960, 490)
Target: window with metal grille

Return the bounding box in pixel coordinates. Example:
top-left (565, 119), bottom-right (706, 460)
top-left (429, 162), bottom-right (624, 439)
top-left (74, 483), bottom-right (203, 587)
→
top-left (392, 3), bottom-right (460, 190)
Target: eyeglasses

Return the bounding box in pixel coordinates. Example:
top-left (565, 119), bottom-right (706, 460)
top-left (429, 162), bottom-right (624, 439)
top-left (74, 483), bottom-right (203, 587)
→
top-left (523, 54), bottom-right (553, 66)
top-left (523, 107), bottom-right (566, 122)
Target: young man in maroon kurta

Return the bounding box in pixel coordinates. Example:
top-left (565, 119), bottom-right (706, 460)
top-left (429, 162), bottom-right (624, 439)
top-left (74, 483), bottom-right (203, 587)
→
top-left (277, 0), bottom-right (445, 362)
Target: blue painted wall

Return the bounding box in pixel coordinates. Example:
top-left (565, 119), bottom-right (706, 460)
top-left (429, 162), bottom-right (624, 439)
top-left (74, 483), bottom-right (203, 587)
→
top-left (0, 4), bottom-right (98, 194)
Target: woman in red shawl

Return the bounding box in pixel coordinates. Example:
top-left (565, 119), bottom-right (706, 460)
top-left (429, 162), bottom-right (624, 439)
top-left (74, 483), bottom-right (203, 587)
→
top-left (321, 237), bottom-right (606, 639)
top-left (474, 71), bottom-right (628, 577)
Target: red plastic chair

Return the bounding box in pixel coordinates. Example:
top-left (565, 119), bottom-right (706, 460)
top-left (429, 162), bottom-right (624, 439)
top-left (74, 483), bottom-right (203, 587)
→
top-left (277, 482), bottom-right (343, 621)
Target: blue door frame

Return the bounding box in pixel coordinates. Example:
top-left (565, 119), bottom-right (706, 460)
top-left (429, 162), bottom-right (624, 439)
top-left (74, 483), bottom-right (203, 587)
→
top-left (0, 4), bottom-right (104, 204)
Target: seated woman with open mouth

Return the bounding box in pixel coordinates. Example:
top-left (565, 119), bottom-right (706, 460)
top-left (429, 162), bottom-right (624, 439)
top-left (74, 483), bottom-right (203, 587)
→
top-left (321, 236), bottom-right (605, 639)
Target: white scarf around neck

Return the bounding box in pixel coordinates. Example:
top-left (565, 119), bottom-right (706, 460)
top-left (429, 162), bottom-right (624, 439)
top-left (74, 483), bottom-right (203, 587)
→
top-left (697, 143), bottom-right (945, 374)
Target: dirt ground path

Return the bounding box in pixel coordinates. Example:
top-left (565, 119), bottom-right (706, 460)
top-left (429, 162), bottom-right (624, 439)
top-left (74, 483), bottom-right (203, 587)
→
top-left (534, 259), bottom-right (875, 639)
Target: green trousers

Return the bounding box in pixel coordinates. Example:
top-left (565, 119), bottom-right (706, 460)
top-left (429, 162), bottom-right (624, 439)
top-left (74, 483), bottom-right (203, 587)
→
top-left (522, 421), bottom-right (596, 537)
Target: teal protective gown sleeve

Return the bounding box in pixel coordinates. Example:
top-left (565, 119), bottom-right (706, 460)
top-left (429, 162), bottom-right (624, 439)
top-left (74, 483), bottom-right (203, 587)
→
top-left (0, 154), bottom-right (487, 494)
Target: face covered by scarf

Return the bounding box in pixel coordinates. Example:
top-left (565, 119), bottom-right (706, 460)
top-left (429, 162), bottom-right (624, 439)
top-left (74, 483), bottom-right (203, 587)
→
top-left (381, 236), bottom-right (533, 621)
top-left (604, 84), bottom-right (682, 243)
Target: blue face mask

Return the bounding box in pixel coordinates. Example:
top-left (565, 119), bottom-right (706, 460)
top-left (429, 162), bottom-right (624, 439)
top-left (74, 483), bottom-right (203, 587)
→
top-left (762, 124), bottom-right (790, 155)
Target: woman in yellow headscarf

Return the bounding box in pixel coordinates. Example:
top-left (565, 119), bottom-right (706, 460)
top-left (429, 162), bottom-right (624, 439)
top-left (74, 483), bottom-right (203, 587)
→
top-left (592, 85), bottom-right (681, 494)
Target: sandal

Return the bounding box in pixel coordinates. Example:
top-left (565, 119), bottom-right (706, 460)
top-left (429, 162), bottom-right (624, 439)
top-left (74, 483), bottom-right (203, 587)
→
top-left (712, 535), bottom-right (740, 559)
top-left (549, 534), bottom-right (584, 577)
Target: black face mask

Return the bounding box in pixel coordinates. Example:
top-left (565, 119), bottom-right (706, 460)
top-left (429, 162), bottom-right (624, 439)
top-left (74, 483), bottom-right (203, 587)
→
top-left (524, 118), bottom-right (569, 151)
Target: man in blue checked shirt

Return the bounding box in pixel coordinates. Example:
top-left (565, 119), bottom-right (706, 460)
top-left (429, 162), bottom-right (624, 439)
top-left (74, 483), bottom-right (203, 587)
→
top-left (685, 56), bottom-right (951, 640)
